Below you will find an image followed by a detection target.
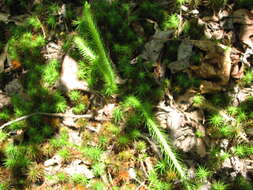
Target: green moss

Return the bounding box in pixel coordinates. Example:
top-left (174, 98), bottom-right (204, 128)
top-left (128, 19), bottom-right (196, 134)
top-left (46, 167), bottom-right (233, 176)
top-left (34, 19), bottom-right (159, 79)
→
top-left (208, 114), bottom-right (224, 127)
top-left (0, 108), bottom-right (10, 121)
top-left (69, 90), bottom-right (81, 102)
top-left (4, 144), bottom-right (30, 169)
top-left (80, 146), bottom-right (103, 161)
top-left (211, 181), bottom-right (228, 190)
top-left (71, 174), bottom-right (88, 185)
top-left (73, 103), bottom-right (86, 114)
top-left (92, 162), bottom-right (106, 176)
top-left (162, 14), bottom-right (180, 30)
top-left (195, 166), bottom-right (211, 182)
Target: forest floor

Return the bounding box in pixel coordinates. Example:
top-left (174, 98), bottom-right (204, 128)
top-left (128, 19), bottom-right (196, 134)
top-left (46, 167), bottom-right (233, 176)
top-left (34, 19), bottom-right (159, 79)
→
top-left (0, 0), bottom-right (253, 190)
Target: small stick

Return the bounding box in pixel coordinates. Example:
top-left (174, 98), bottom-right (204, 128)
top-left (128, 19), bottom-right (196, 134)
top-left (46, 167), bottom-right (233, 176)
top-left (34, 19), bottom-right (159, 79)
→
top-left (0, 112), bottom-right (93, 130)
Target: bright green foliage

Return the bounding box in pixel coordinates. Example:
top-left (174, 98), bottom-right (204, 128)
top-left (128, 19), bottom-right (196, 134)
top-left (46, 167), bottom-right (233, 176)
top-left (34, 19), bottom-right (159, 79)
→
top-left (155, 160), bottom-right (168, 174)
top-left (73, 103), bottom-right (86, 114)
top-left (195, 166), bottom-right (211, 182)
top-left (135, 141), bottom-right (147, 152)
top-left (195, 130), bottom-right (204, 138)
top-left (42, 59), bottom-right (60, 87)
top-left (211, 181), bottom-right (228, 190)
top-left (0, 108), bottom-right (10, 120)
top-left (112, 107), bottom-right (123, 124)
top-left (92, 162), bottom-right (106, 176)
top-left (57, 148), bottom-right (71, 161)
top-left (55, 100), bottom-right (67, 113)
top-left (177, 0), bottom-right (189, 5)
top-left (69, 90), bottom-right (81, 102)
top-left (219, 125), bottom-right (235, 137)
top-left (56, 172), bottom-right (68, 183)
top-left (242, 71), bottom-right (253, 86)
top-left (236, 111), bottom-right (247, 122)
top-left (192, 94), bottom-right (204, 105)
top-left (123, 96), bottom-right (190, 189)
top-left (234, 145), bottom-right (248, 157)
top-left (26, 17), bottom-right (41, 30)
top-left (129, 129), bottom-right (141, 140)
top-left (50, 129), bottom-right (69, 148)
top-left (4, 144), bottom-right (30, 169)
top-left (71, 174), bottom-right (88, 185)
top-left (74, 2), bottom-right (118, 95)
top-left (73, 36), bottom-right (96, 62)
top-left (0, 131), bottom-right (7, 143)
top-left (148, 170), bottom-right (172, 190)
top-left (118, 135), bottom-right (130, 146)
top-left (163, 14), bottom-right (180, 30)
top-left (209, 114), bottom-right (224, 127)
top-left (107, 124), bottom-right (121, 136)
top-left (90, 181), bottom-right (105, 190)
top-left (227, 106), bottom-right (239, 116)
top-left (80, 146), bottom-right (103, 161)
top-left (47, 16), bottom-right (57, 29)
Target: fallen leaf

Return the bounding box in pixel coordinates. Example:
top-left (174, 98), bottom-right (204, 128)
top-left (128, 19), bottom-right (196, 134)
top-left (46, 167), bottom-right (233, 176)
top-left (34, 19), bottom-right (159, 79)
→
top-left (140, 20), bottom-right (174, 62)
top-left (60, 55), bottom-right (89, 92)
top-left (190, 40), bottom-right (232, 87)
top-left (233, 9), bottom-right (253, 49)
top-left (200, 80), bottom-right (223, 94)
top-left (231, 62), bottom-right (244, 79)
top-left (168, 41), bottom-right (193, 73)
top-left (195, 138), bottom-right (207, 158)
top-left (0, 44), bottom-right (8, 73)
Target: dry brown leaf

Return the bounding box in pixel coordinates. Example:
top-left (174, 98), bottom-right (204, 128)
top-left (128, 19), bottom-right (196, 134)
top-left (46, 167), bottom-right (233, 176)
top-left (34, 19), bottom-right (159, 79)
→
top-left (231, 62), bottom-right (244, 79)
top-left (195, 138), bottom-right (207, 158)
top-left (190, 41), bottom-right (232, 86)
top-left (233, 9), bottom-right (253, 49)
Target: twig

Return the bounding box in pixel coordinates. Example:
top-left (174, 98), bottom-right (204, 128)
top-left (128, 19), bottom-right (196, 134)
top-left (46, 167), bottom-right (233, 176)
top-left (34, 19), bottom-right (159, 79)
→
top-left (0, 112), bottom-right (93, 130)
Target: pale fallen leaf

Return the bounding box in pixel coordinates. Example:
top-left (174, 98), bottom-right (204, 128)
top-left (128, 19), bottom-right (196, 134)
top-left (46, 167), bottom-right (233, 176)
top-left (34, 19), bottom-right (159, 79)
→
top-left (140, 20), bottom-right (174, 62)
top-left (64, 160), bottom-right (94, 179)
top-left (168, 41), bottom-right (193, 73)
top-left (60, 55), bottom-right (89, 92)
